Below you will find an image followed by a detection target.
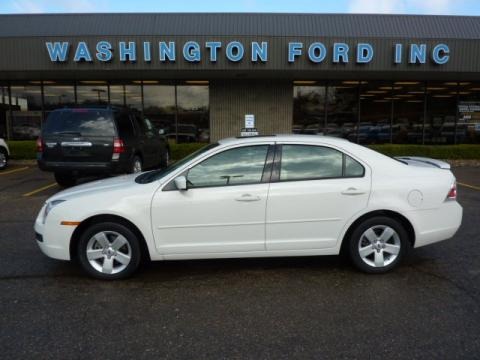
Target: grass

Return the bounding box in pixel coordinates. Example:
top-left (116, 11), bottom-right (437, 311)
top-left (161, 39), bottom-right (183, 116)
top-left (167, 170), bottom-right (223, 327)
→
top-left (6, 140), bottom-right (479, 161)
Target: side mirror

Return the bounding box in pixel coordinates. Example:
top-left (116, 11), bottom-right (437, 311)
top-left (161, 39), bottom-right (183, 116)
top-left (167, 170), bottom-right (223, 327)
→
top-left (158, 129), bottom-right (165, 135)
top-left (174, 176), bottom-right (187, 191)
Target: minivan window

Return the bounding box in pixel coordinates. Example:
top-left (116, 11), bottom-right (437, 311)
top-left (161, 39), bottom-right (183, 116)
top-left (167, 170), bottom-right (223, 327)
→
top-left (187, 145), bottom-right (269, 188)
top-left (280, 145), bottom-right (343, 181)
top-left (43, 110), bottom-right (115, 137)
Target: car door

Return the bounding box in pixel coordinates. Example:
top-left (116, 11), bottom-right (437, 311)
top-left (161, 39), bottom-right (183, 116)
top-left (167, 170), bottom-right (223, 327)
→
top-left (151, 143), bottom-right (274, 255)
top-left (266, 143), bottom-right (371, 251)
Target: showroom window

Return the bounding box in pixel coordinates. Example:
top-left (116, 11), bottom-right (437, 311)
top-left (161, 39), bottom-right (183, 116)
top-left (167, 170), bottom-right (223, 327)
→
top-left (142, 83), bottom-right (176, 138)
top-left (0, 83), bottom-right (9, 138)
top-left (425, 81), bottom-right (457, 144)
top-left (456, 82), bottom-right (480, 144)
top-left (326, 81), bottom-right (359, 142)
top-left (76, 81), bottom-right (108, 105)
top-left (177, 84), bottom-right (209, 143)
top-left (293, 84), bottom-right (326, 135)
top-left (43, 81), bottom-right (75, 120)
top-left (9, 83), bottom-right (43, 140)
top-left (359, 81), bottom-right (393, 144)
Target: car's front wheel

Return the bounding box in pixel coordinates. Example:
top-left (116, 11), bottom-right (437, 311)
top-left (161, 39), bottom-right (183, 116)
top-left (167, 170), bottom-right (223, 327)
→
top-left (77, 222), bottom-right (142, 280)
top-left (0, 148), bottom-right (8, 170)
top-left (348, 216), bottom-right (409, 273)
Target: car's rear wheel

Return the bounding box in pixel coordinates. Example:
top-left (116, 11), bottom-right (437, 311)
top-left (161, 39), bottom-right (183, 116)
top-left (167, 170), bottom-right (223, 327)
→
top-left (348, 216), bottom-right (408, 273)
top-left (130, 155), bottom-right (142, 174)
top-left (0, 148), bottom-right (8, 170)
top-left (77, 222), bottom-right (142, 280)
top-left (54, 172), bottom-right (77, 187)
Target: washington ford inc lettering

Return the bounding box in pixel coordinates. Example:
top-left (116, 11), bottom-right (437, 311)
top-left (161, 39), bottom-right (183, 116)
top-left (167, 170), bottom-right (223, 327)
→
top-left (45, 41), bottom-right (451, 65)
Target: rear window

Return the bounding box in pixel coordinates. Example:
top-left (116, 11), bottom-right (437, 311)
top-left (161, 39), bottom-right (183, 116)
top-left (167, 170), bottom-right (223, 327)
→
top-left (43, 109), bottom-right (115, 136)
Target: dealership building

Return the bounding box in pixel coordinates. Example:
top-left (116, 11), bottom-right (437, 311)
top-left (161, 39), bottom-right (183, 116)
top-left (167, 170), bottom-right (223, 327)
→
top-left (0, 13), bottom-right (480, 144)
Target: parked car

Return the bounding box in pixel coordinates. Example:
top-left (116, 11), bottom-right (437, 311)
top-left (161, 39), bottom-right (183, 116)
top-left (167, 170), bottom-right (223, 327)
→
top-left (35, 135), bottom-right (462, 280)
top-left (0, 138), bottom-right (10, 170)
top-left (37, 107), bottom-right (170, 187)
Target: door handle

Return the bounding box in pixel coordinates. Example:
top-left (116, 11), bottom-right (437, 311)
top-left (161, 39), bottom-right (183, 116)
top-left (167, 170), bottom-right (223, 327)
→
top-left (341, 187), bottom-right (366, 195)
top-left (235, 194), bottom-right (261, 202)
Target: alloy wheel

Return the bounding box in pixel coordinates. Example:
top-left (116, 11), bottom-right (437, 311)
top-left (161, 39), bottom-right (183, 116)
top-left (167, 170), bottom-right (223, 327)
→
top-left (86, 231), bottom-right (132, 274)
top-left (357, 225), bottom-right (401, 268)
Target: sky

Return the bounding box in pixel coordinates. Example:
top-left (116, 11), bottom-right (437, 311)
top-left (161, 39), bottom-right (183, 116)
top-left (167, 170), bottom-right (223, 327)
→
top-left (1, 0), bottom-right (480, 16)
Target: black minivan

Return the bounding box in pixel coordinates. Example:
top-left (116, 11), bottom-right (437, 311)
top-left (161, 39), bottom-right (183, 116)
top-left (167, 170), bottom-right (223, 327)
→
top-left (37, 107), bottom-right (170, 187)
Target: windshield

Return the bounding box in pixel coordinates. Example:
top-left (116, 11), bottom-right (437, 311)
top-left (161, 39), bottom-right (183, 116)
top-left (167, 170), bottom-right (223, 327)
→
top-left (43, 109), bottom-right (115, 136)
top-left (135, 143), bottom-right (219, 184)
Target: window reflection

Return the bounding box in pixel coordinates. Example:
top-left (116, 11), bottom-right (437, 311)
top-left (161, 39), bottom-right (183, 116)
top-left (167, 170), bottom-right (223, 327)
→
top-left (10, 84), bottom-right (42, 140)
top-left (327, 82), bottom-right (359, 141)
top-left (425, 82), bottom-right (457, 144)
top-left (359, 81), bottom-right (392, 144)
top-left (143, 85), bottom-right (176, 137)
top-left (0, 84), bottom-right (9, 138)
top-left (77, 81), bottom-right (108, 105)
top-left (280, 145), bottom-right (343, 181)
top-left (188, 145), bottom-right (268, 187)
top-left (293, 85), bottom-right (326, 135)
top-left (177, 85), bottom-right (209, 143)
top-left (392, 82), bottom-right (425, 144)
top-left (43, 82), bottom-right (75, 122)
top-left (456, 82), bottom-right (480, 144)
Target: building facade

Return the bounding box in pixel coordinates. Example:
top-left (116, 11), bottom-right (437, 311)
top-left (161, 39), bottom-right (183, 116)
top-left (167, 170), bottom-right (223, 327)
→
top-left (1, 13), bottom-right (480, 144)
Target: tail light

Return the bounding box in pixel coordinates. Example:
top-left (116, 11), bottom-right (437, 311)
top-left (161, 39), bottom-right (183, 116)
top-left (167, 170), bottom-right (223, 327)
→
top-left (446, 181), bottom-right (457, 201)
top-left (36, 137), bottom-right (43, 152)
top-left (112, 138), bottom-right (125, 160)
top-left (113, 138), bottom-right (125, 153)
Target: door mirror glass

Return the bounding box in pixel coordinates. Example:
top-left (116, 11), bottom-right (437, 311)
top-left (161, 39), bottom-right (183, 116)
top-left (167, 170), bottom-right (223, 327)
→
top-left (158, 128), bottom-right (165, 135)
top-left (174, 176), bottom-right (187, 190)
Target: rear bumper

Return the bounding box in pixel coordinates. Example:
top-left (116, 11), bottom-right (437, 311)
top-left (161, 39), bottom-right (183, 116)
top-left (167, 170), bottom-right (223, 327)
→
top-left (37, 159), bottom-right (127, 174)
top-left (410, 201), bottom-right (463, 248)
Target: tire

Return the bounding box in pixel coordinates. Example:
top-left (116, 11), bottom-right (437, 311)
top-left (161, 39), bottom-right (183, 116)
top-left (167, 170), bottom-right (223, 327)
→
top-left (129, 155), bottom-right (142, 174)
top-left (77, 222), bottom-right (142, 280)
top-left (160, 148), bottom-right (170, 168)
top-left (0, 148), bottom-right (7, 170)
top-left (54, 172), bottom-right (77, 187)
top-left (348, 216), bottom-right (409, 274)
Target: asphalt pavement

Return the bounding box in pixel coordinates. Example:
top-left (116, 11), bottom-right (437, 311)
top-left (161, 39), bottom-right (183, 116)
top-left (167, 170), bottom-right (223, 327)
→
top-left (0, 164), bottom-right (479, 359)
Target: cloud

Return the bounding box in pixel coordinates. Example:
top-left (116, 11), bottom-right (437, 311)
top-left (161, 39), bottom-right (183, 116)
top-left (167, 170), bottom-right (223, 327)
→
top-left (11, 0), bottom-right (46, 13)
top-left (347, 0), bottom-right (455, 15)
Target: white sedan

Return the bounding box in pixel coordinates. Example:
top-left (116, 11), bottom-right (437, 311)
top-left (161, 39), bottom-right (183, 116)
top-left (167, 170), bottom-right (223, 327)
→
top-left (34, 135), bottom-right (462, 279)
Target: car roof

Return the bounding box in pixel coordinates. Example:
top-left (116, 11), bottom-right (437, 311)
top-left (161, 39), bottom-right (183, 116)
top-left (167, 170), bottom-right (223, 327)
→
top-left (218, 134), bottom-right (351, 146)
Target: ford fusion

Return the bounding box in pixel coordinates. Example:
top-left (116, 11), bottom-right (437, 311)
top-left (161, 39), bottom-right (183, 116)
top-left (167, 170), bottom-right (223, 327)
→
top-left (34, 135), bottom-right (462, 280)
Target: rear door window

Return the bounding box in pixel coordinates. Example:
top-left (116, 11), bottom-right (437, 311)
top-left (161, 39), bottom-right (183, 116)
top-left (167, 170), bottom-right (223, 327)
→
top-left (43, 109), bottom-right (115, 137)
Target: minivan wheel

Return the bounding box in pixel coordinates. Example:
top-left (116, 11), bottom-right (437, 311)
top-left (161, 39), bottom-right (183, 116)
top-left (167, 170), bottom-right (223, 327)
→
top-left (130, 156), bottom-right (142, 174)
top-left (348, 216), bottom-right (408, 274)
top-left (77, 222), bottom-right (141, 280)
top-left (54, 172), bottom-right (77, 187)
top-left (0, 149), bottom-right (7, 170)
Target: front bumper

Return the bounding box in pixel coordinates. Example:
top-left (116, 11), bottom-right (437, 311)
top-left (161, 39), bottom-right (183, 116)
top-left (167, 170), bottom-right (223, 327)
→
top-left (34, 205), bottom-right (75, 260)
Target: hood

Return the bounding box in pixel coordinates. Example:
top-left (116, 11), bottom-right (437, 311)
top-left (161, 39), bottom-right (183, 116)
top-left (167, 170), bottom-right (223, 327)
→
top-left (49, 173), bottom-right (140, 201)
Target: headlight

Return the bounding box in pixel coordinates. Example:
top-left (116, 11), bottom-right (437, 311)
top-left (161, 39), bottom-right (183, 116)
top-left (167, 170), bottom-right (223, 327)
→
top-left (42, 200), bottom-right (66, 224)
